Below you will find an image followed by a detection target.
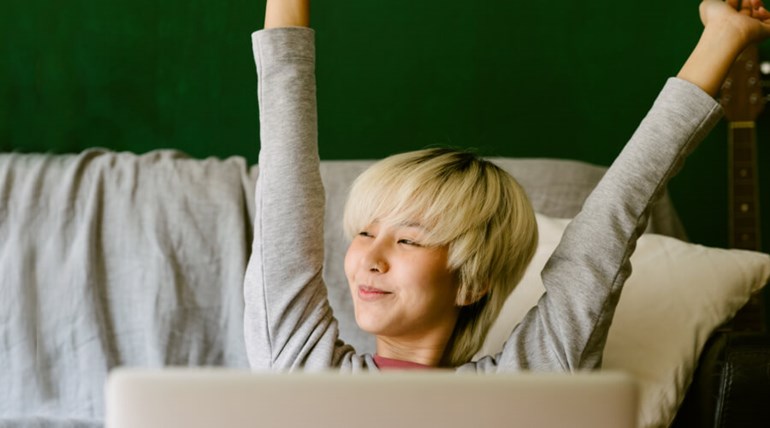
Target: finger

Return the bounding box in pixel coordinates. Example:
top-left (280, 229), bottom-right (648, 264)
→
top-left (743, 0), bottom-right (758, 10)
top-left (751, 0), bottom-right (764, 15)
top-left (739, 0), bottom-right (755, 14)
top-left (753, 4), bottom-right (770, 18)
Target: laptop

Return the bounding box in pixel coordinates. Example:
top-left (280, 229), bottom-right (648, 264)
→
top-left (105, 368), bottom-right (638, 428)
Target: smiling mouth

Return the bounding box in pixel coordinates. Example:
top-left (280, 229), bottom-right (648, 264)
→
top-left (358, 285), bottom-right (393, 301)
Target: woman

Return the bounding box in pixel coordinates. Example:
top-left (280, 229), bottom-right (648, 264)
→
top-left (244, 0), bottom-right (770, 371)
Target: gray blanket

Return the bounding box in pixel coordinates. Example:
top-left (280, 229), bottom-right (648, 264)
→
top-left (0, 149), bottom-right (685, 427)
top-left (0, 150), bottom-right (253, 427)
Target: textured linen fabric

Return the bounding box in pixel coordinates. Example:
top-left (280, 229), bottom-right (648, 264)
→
top-left (243, 27), bottom-right (723, 372)
top-left (0, 149), bottom-right (252, 427)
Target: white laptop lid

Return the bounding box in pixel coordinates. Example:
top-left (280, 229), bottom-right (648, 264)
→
top-left (106, 369), bottom-right (638, 428)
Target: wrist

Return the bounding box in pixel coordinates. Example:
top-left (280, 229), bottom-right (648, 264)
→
top-left (677, 22), bottom-right (748, 97)
top-left (702, 18), bottom-right (750, 57)
top-left (264, 0), bottom-right (310, 29)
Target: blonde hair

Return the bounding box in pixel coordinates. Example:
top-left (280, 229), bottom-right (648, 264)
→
top-left (343, 148), bottom-right (538, 366)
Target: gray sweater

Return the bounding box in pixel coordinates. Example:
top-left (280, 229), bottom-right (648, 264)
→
top-left (243, 27), bottom-right (723, 372)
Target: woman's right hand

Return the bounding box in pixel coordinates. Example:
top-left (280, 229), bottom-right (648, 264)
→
top-left (699, 0), bottom-right (770, 46)
top-left (677, 0), bottom-right (770, 96)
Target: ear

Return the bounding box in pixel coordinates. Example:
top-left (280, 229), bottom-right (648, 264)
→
top-left (455, 280), bottom-right (490, 307)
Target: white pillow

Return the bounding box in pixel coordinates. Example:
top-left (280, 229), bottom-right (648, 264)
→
top-left (477, 214), bottom-right (770, 428)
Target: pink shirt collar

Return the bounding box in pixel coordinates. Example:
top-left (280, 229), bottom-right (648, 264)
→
top-left (373, 355), bottom-right (433, 370)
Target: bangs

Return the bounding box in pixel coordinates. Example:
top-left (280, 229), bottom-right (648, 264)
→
top-left (343, 149), bottom-right (506, 250)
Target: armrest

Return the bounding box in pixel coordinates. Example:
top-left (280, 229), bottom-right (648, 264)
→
top-left (672, 332), bottom-right (770, 428)
top-left (714, 333), bottom-right (770, 427)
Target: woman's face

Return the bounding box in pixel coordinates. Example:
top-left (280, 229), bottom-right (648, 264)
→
top-left (344, 220), bottom-right (461, 345)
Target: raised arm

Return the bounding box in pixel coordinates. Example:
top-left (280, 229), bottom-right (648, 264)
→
top-left (244, 0), bottom-right (361, 370)
top-left (479, 0), bottom-right (770, 372)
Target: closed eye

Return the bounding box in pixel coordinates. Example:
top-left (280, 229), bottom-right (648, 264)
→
top-left (398, 239), bottom-right (422, 247)
top-left (358, 231), bottom-right (373, 238)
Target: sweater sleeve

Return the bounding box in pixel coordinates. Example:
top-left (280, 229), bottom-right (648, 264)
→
top-left (243, 27), bottom-right (358, 370)
top-left (468, 78), bottom-right (724, 372)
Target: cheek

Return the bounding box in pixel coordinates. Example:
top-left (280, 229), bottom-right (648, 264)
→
top-left (409, 254), bottom-right (457, 294)
top-left (343, 243), bottom-right (358, 281)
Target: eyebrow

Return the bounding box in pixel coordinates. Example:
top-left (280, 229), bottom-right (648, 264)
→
top-left (396, 221), bottom-right (426, 230)
top-left (370, 219), bottom-right (428, 231)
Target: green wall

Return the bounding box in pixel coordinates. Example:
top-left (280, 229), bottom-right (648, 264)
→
top-left (3, 0), bottom-right (770, 255)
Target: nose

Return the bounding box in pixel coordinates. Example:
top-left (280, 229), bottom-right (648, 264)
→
top-left (369, 259), bottom-right (387, 273)
top-left (362, 239), bottom-right (389, 274)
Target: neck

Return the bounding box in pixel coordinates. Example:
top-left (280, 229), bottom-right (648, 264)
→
top-left (375, 333), bottom-right (452, 367)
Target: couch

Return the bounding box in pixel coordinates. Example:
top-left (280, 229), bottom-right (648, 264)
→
top-left (1, 149), bottom-right (769, 428)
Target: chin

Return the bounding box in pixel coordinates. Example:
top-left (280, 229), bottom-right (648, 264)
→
top-left (354, 314), bottom-right (378, 335)
top-left (353, 309), bottom-right (388, 336)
